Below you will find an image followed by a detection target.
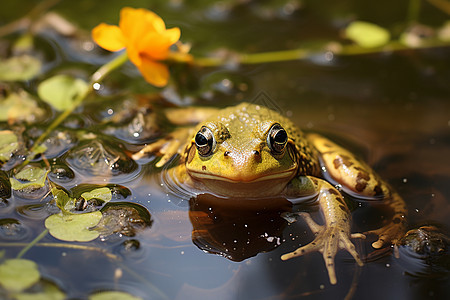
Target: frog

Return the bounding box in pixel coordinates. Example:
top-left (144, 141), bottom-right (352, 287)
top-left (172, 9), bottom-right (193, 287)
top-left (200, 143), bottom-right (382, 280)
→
top-left (133, 102), bottom-right (407, 284)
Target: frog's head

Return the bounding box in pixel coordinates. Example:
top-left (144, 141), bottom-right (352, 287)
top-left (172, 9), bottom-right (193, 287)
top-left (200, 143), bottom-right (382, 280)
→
top-left (184, 119), bottom-right (298, 197)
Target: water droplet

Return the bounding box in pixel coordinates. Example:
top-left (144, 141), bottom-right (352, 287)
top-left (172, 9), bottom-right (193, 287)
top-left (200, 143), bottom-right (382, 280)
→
top-left (402, 178), bottom-right (408, 183)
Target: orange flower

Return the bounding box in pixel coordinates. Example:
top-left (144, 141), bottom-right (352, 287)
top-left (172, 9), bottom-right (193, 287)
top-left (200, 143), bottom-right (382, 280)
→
top-left (92, 7), bottom-right (180, 87)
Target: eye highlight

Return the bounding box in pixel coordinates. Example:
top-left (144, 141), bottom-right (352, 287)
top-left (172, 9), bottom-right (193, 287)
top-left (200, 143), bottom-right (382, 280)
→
top-left (195, 126), bottom-right (216, 157)
top-left (267, 123), bottom-right (288, 154)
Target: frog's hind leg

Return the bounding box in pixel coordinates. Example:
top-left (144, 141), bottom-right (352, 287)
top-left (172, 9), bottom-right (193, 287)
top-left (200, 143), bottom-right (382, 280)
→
top-left (307, 133), bottom-right (407, 249)
top-left (282, 178), bottom-right (365, 284)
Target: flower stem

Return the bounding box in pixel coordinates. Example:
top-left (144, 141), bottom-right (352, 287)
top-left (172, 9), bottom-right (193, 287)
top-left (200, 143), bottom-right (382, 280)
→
top-left (16, 229), bottom-right (48, 259)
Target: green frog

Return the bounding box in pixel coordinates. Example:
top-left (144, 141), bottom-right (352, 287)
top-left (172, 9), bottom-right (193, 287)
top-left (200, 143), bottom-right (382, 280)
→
top-left (133, 102), bottom-right (407, 284)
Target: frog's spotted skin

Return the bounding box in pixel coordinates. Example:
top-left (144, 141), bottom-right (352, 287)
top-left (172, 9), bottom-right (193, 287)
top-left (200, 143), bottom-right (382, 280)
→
top-left (308, 133), bottom-right (408, 248)
top-left (135, 102), bottom-right (407, 284)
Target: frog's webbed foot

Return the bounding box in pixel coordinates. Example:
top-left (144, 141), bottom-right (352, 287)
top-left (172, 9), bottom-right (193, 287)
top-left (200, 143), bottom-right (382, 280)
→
top-left (132, 127), bottom-right (194, 167)
top-left (282, 213), bottom-right (365, 285)
top-left (365, 192), bottom-right (407, 249)
top-left (366, 219), bottom-right (406, 249)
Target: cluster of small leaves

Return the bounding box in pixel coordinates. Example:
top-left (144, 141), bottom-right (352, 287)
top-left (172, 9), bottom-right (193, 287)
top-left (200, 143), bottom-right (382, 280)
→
top-left (45, 186), bottom-right (112, 242)
top-left (0, 258), bottom-right (141, 299)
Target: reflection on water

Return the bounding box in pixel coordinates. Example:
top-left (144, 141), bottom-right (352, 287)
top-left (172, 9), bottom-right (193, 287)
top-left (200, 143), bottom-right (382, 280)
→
top-left (189, 193), bottom-right (291, 261)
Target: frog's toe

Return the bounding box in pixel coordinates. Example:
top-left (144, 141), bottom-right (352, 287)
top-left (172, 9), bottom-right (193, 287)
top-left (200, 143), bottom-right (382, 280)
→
top-left (366, 221), bottom-right (405, 249)
top-left (282, 228), bottom-right (364, 284)
top-left (132, 128), bottom-right (193, 167)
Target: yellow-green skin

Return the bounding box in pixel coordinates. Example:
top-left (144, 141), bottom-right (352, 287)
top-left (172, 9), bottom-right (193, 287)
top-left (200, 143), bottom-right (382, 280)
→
top-left (134, 102), bottom-right (407, 284)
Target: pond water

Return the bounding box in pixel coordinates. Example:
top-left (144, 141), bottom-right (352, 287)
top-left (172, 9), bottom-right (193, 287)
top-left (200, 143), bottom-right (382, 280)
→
top-left (1, 0), bottom-right (449, 299)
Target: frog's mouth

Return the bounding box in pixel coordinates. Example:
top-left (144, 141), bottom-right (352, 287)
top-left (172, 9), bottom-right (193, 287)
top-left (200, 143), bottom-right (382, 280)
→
top-left (187, 167), bottom-right (296, 183)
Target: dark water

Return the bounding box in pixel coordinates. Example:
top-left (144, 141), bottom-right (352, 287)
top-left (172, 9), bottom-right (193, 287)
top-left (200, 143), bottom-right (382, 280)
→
top-left (1, 1), bottom-right (449, 299)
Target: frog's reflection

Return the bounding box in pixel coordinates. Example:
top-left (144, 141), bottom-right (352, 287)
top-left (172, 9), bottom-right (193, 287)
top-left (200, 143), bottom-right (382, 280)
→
top-left (188, 193), bottom-right (292, 261)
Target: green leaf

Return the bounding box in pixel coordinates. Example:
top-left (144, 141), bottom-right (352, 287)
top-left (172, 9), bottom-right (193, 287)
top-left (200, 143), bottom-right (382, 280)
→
top-left (50, 187), bottom-right (73, 212)
top-left (45, 211), bottom-right (102, 242)
top-left (10, 166), bottom-right (49, 191)
top-left (0, 55), bottom-right (41, 81)
top-left (89, 291), bottom-right (143, 300)
top-left (0, 92), bottom-right (45, 124)
top-left (0, 130), bottom-right (19, 162)
top-left (81, 187), bottom-right (112, 202)
top-left (345, 21), bottom-right (391, 48)
top-left (0, 259), bottom-right (40, 292)
top-left (14, 281), bottom-right (66, 300)
top-left (37, 75), bottom-right (88, 111)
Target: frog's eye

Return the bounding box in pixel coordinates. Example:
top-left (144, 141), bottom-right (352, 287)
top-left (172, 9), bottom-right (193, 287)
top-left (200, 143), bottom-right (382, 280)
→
top-left (195, 126), bottom-right (216, 157)
top-left (267, 123), bottom-right (288, 154)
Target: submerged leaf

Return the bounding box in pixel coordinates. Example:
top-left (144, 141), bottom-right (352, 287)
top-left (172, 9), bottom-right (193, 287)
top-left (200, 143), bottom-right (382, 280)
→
top-left (0, 259), bottom-right (40, 292)
top-left (0, 92), bottom-right (46, 124)
top-left (0, 55), bottom-right (41, 81)
top-left (45, 211), bottom-right (102, 242)
top-left (89, 291), bottom-right (143, 300)
top-left (37, 75), bottom-right (88, 111)
top-left (0, 130), bottom-right (19, 162)
top-left (10, 166), bottom-right (49, 191)
top-left (345, 21), bottom-right (390, 48)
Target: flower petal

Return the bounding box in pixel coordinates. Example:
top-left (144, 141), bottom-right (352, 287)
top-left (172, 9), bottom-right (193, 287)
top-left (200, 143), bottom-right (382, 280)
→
top-left (137, 58), bottom-right (170, 87)
top-left (137, 27), bottom-right (180, 60)
top-left (119, 7), bottom-right (165, 44)
top-left (91, 23), bottom-right (126, 52)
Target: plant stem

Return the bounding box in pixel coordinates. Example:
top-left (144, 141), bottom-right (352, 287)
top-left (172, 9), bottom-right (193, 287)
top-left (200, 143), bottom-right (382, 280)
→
top-left (16, 229), bottom-right (48, 259)
top-left (193, 39), bottom-right (450, 67)
top-left (28, 51), bottom-right (128, 161)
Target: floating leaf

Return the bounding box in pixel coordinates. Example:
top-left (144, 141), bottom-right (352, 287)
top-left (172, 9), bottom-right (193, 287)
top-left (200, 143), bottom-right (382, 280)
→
top-left (10, 166), bottom-right (49, 191)
top-left (0, 259), bottom-right (40, 292)
top-left (37, 75), bottom-right (88, 111)
top-left (50, 187), bottom-right (73, 212)
top-left (45, 211), bottom-right (102, 242)
top-left (13, 280), bottom-right (66, 300)
top-left (0, 92), bottom-right (46, 124)
top-left (0, 55), bottom-right (41, 81)
top-left (89, 291), bottom-right (143, 300)
top-left (345, 21), bottom-right (390, 48)
top-left (81, 187), bottom-right (112, 202)
top-left (0, 130), bottom-right (19, 162)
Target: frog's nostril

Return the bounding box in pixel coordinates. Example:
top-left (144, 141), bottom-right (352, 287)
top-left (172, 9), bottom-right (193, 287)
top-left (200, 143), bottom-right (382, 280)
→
top-left (251, 150), bottom-right (260, 156)
top-left (224, 151), bottom-right (231, 157)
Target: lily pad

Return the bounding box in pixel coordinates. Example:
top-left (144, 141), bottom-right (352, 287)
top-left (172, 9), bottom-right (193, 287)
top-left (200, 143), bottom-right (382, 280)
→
top-left (345, 21), bottom-right (390, 48)
top-left (0, 55), bottom-right (42, 81)
top-left (0, 259), bottom-right (40, 292)
top-left (37, 74), bottom-right (89, 111)
top-left (89, 291), bottom-right (143, 300)
top-left (45, 211), bottom-right (102, 242)
top-left (0, 130), bottom-right (19, 163)
top-left (10, 166), bottom-right (49, 191)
